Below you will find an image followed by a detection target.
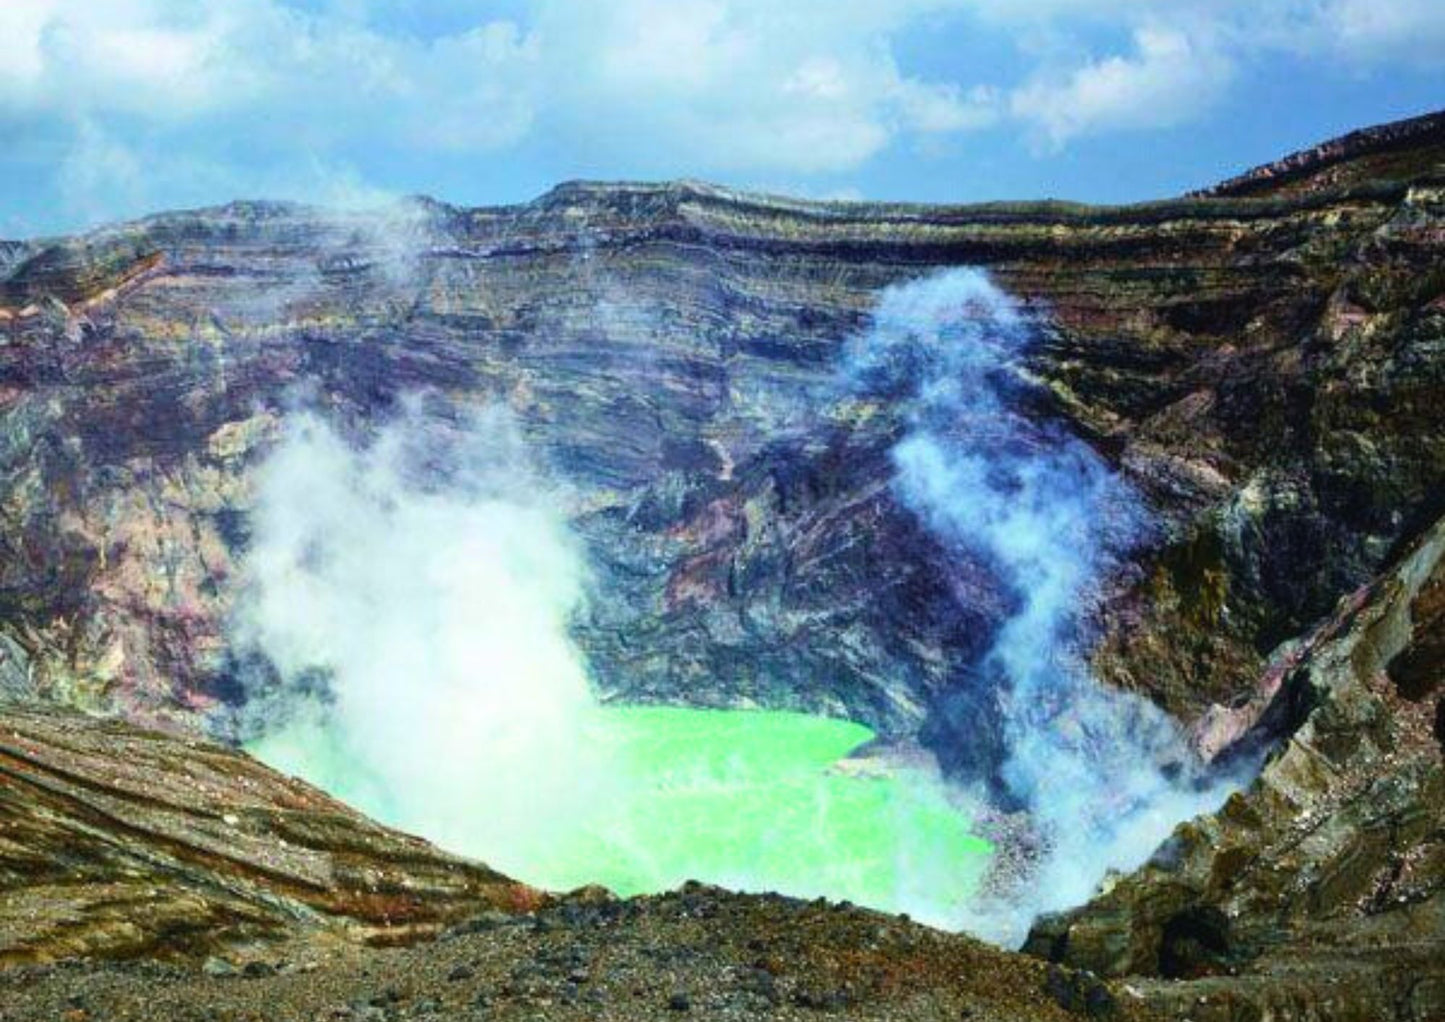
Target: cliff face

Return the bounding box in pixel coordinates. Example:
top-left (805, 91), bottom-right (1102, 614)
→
top-left (0, 113), bottom-right (1441, 1020)
top-left (1, 115), bottom-right (1442, 768)
top-left (1028, 512), bottom-right (1445, 1021)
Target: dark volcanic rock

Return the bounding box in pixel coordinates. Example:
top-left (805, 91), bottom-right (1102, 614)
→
top-left (0, 114), bottom-right (1440, 774)
top-left (1025, 513), bottom-right (1445, 1021)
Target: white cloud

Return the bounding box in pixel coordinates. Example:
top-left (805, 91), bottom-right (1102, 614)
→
top-left (1, 0), bottom-right (1002, 219)
top-left (894, 80), bottom-right (1000, 134)
top-left (0, 1), bottom-right (223, 117)
top-left (591, 0), bottom-right (745, 91)
top-left (0, 0), bottom-right (541, 222)
top-left (1311, 0), bottom-right (1445, 68)
top-left (979, 0), bottom-right (1442, 151)
top-left (528, 0), bottom-right (996, 174)
top-left (0, 0), bottom-right (1439, 227)
top-left (56, 120), bottom-right (146, 225)
top-left (1009, 25), bottom-right (1234, 149)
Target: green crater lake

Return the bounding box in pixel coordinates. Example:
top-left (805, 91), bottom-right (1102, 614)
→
top-left (250, 706), bottom-right (993, 928)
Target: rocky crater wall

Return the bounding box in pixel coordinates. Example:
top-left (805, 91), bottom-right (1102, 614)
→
top-left (0, 114), bottom-right (1440, 789)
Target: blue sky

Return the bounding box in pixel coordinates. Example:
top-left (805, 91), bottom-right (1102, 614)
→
top-left (1, 0), bottom-right (1441, 237)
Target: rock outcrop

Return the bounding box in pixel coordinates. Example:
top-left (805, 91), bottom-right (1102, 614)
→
top-left (0, 704), bottom-right (542, 964)
top-left (1195, 108), bottom-right (1445, 199)
top-left (1026, 512), bottom-right (1445, 1020)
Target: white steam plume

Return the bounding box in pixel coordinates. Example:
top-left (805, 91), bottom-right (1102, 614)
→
top-left (234, 269), bottom-right (1243, 946)
top-left (234, 398), bottom-right (614, 876)
top-left (233, 395), bottom-right (996, 926)
top-left (844, 268), bottom-right (1242, 944)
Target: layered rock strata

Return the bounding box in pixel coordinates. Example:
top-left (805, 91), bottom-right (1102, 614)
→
top-left (0, 110), bottom-right (1440, 1021)
top-left (0, 113), bottom-right (1440, 775)
top-left (1027, 513), bottom-right (1445, 1020)
top-left (0, 704), bottom-right (541, 964)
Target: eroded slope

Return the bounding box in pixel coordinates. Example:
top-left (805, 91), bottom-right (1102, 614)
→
top-left (0, 705), bottom-right (540, 964)
top-left (0, 703), bottom-right (1149, 1021)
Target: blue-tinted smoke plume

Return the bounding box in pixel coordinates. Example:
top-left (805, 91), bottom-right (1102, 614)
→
top-left (845, 268), bottom-right (1240, 941)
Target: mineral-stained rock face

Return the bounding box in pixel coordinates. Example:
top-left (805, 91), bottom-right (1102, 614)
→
top-left (0, 704), bottom-right (543, 964)
top-left (1025, 512), bottom-right (1445, 1020)
top-left (0, 113), bottom-right (1441, 777)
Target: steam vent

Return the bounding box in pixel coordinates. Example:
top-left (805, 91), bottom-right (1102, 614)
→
top-left (1, 108), bottom-right (1443, 1021)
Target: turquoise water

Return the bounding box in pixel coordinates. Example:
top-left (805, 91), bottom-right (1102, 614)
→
top-left (249, 705), bottom-right (992, 925)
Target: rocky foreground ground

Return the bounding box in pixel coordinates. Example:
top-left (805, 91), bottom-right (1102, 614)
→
top-left (0, 887), bottom-right (1153, 1022)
